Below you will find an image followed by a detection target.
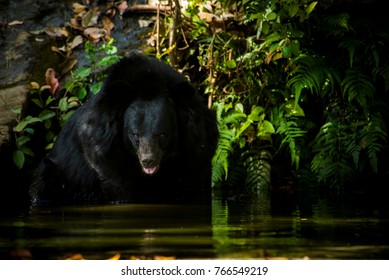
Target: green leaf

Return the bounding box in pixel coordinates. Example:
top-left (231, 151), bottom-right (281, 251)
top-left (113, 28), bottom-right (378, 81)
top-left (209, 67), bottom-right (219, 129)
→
top-left (267, 12), bottom-right (277, 21)
top-left (11, 108), bottom-right (22, 114)
top-left (285, 100), bottom-right (305, 116)
top-left (13, 150), bottom-right (25, 169)
top-left (282, 46), bottom-right (291, 58)
top-left (62, 110), bottom-right (75, 122)
top-left (74, 67), bottom-right (91, 79)
top-left (305, 1), bottom-right (318, 15)
top-left (15, 136), bottom-right (30, 148)
top-left (289, 4), bottom-right (299, 17)
top-left (290, 40), bottom-right (300, 56)
top-left (13, 117), bottom-right (42, 132)
top-left (98, 55), bottom-right (122, 67)
top-left (90, 81), bottom-right (103, 95)
top-left (248, 106), bottom-right (264, 121)
top-left (261, 120), bottom-right (275, 134)
top-left (20, 146), bottom-right (35, 157)
top-left (38, 110), bottom-right (56, 121)
top-left (46, 95), bottom-right (54, 106)
top-left (59, 97), bottom-right (68, 112)
top-left (226, 60), bottom-right (236, 69)
top-left (31, 98), bottom-right (43, 108)
top-left (45, 143), bottom-right (54, 150)
top-left (76, 87), bottom-right (87, 100)
top-left (235, 103), bottom-right (244, 113)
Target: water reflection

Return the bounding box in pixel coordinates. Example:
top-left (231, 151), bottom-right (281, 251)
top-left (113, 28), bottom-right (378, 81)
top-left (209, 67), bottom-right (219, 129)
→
top-left (1, 195), bottom-right (389, 259)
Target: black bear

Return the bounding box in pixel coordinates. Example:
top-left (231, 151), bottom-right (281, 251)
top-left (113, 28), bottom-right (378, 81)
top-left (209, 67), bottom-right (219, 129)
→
top-left (30, 51), bottom-right (219, 205)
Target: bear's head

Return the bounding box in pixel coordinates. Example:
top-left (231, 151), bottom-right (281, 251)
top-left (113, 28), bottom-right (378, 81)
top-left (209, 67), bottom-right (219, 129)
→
top-left (94, 53), bottom-right (201, 176)
top-left (123, 94), bottom-right (179, 175)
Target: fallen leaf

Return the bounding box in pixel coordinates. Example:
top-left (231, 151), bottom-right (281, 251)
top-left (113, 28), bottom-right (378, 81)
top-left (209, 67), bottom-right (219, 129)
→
top-left (83, 27), bottom-right (107, 43)
top-left (51, 46), bottom-right (66, 58)
top-left (102, 16), bottom-right (115, 33)
top-left (73, 3), bottom-right (87, 14)
top-left (69, 35), bottom-right (84, 50)
top-left (81, 7), bottom-right (100, 28)
top-left (8, 20), bottom-right (23, 26)
top-left (59, 58), bottom-right (78, 77)
top-left (44, 26), bottom-right (69, 38)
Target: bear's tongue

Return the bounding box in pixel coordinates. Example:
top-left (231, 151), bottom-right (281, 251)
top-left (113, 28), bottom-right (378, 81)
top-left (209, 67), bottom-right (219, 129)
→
top-left (143, 166), bottom-right (157, 175)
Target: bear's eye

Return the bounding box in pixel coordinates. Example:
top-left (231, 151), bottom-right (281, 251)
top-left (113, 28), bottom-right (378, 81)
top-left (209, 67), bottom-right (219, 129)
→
top-left (160, 133), bottom-right (167, 138)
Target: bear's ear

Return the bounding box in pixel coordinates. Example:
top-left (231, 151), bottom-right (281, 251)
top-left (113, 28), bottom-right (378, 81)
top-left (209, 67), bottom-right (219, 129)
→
top-left (97, 80), bottom-right (135, 109)
top-left (169, 81), bottom-right (195, 105)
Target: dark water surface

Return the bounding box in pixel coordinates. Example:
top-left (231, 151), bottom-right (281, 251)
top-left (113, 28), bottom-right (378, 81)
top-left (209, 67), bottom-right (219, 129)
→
top-left (1, 194), bottom-right (389, 260)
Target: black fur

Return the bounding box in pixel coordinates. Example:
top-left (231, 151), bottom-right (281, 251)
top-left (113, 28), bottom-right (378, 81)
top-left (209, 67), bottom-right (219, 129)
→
top-left (30, 52), bottom-right (219, 205)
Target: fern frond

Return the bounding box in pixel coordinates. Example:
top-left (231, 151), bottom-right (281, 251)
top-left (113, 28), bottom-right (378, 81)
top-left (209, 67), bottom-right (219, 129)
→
top-left (287, 54), bottom-right (340, 106)
top-left (323, 13), bottom-right (351, 34)
top-left (212, 129), bottom-right (235, 186)
top-left (242, 148), bottom-right (272, 192)
top-left (341, 69), bottom-right (375, 109)
top-left (338, 39), bottom-right (364, 68)
top-left (276, 117), bottom-right (307, 169)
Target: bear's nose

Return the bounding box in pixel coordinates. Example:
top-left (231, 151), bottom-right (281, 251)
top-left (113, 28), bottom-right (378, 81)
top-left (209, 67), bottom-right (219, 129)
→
top-left (141, 158), bottom-right (156, 168)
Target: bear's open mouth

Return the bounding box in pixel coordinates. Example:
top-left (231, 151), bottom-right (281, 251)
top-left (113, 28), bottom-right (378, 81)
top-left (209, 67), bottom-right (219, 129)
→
top-left (142, 166), bottom-right (159, 175)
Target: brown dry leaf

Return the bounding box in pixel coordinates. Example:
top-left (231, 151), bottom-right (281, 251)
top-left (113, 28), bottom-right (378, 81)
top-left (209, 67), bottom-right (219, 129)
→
top-left (102, 16), bottom-right (115, 33)
top-left (51, 46), bottom-right (66, 58)
top-left (44, 26), bottom-right (69, 38)
top-left (8, 20), bottom-right (23, 26)
top-left (81, 7), bottom-right (100, 28)
top-left (83, 27), bottom-right (107, 43)
top-left (73, 3), bottom-right (87, 14)
top-left (59, 57), bottom-right (78, 77)
top-left (45, 68), bottom-right (59, 94)
top-left (69, 35), bottom-right (84, 50)
top-left (69, 17), bottom-right (83, 30)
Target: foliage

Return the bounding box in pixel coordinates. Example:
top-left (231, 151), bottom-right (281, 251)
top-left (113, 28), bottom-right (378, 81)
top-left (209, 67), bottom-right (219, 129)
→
top-left (12, 39), bottom-right (122, 169)
top-left (155, 0), bottom-right (389, 194)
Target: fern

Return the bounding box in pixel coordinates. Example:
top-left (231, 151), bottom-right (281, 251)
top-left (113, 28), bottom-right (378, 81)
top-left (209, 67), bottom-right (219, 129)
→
top-left (311, 121), bottom-right (356, 189)
top-left (276, 117), bottom-right (307, 169)
top-left (212, 129), bottom-right (235, 185)
top-left (242, 148), bottom-right (272, 192)
top-left (341, 69), bottom-right (375, 111)
top-left (287, 54), bottom-right (340, 105)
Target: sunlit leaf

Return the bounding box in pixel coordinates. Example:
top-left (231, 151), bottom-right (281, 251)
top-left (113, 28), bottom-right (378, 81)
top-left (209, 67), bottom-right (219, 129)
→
top-left (107, 253), bottom-right (121, 260)
top-left (226, 60), bottom-right (236, 69)
top-left (13, 117), bottom-right (42, 132)
top-left (59, 97), bottom-right (68, 112)
top-left (267, 12), bottom-right (277, 21)
top-left (305, 1), bottom-right (318, 15)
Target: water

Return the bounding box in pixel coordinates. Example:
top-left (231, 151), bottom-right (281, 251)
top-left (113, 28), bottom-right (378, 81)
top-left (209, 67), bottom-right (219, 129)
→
top-left (1, 194), bottom-right (389, 260)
